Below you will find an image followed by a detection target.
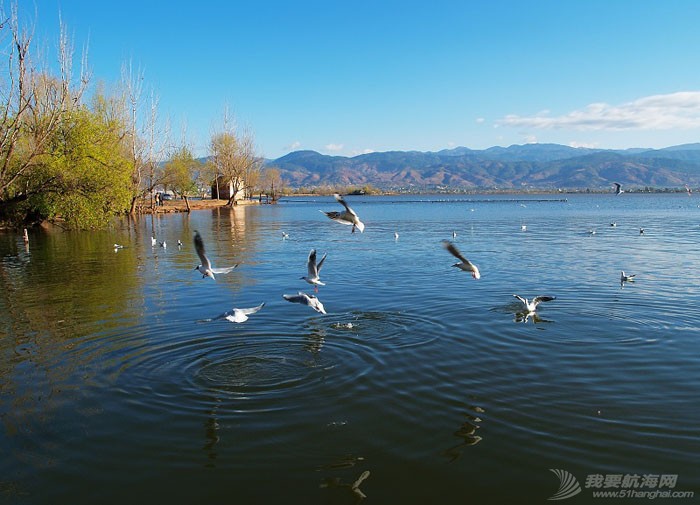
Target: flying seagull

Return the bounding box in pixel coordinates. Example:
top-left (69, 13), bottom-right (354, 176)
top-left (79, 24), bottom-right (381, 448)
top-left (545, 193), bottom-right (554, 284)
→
top-left (193, 230), bottom-right (239, 280)
top-left (613, 182), bottom-right (624, 195)
top-left (321, 193), bottom-right (365, 233)
top-left (513, 294), bottom-right (556, 314)
top-left (301, 249), bottom-right (327, 289)
top-left (283, 292), bottom-right (327, 314)
top-left (442, 240), bottom-right (480, 279)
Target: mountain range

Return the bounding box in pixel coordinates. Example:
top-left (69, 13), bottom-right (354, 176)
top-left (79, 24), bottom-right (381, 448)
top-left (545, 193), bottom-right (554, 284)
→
top-left (265, 143), bottom-right (700, 191)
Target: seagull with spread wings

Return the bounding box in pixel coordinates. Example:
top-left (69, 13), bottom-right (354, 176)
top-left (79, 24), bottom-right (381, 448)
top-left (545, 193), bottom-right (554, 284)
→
top-left (321, 193), bottom-right (365, 233)
top-left (301, 249), bottom-right (327, 290)
top-left (442, 240), bottom-right (481, 279)
top-left (283, 292), bottom-right (327, 314)
top-left (200, 302), bottom-right (265, 323)
top-left (513, 294), bottom-right (556, 314)
top-left (193, 230), bottom-right (238, 280)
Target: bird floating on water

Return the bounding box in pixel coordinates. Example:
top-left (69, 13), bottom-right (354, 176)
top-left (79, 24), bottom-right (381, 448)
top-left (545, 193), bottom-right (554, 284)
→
top-left (201, 302), bottom-right (265, 323)
top-left (151, 236), bottom-right (157, 247)
top-left (113, 243), bottom-right (124, 250)
top-left (193, 230), bottom-right (239, 280)
top-left (177, 239), bottom-right (183, 248)
top-left (301, 249), bottom-right (327, 290)
top-left (610, 222), bottom-right (617, 227)
top-left (620, 271), bottom-right (636, 284)
top-left (283, 292), bottom-right (327, 314)
top-left (452, 230), bottom-right (457, 238)
top-left (282, 231), bottom-right (289, 239)
top-left (639, 228), bottom-right (645, 235)
top-left (513, 294), bottom-right (556, 314)
top-left (159, 241), bottom-right (167, 249)
top-left (394, 231), bottom-right (399, 240)
top-left (442, 240), bottom-right (480, 279)
top-left (321, 193), bottom-right (365, 233)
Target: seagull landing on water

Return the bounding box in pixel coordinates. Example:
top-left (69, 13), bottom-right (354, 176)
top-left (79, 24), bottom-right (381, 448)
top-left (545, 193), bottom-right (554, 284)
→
top-left (613, 182), bottom-right (624, 195)
top-left (301, 249), bottom-right (327, 290)
top-left (321, 194), bottom-right (365, 233)
top-left (200, 302), bottom-right (265, 323)
top-left (620, 271), bottom-right (636, 284)
top-left (283, 292), bottom-right (327, 314)
top-left (193, 230), bottom-right (239, 280)
top-left (513, 295), bottom-right (556, 314)
top-left (442, 240), bottom-right (480, 279)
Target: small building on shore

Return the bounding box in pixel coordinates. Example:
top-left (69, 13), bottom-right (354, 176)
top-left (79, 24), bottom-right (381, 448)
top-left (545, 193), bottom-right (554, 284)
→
top-left (211, 176), bottom-right (245, 201)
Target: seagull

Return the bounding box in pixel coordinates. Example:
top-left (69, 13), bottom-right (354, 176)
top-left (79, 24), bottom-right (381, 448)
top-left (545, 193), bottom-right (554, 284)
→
top-left (394, 231), bottom-right (399, 240)
top-left (588, 229), bottom-right (597, 235)
top-left (442, 240), bottom-right (480, 279)
top-left (301, 249), bottom-right (327, 289)
top-left (193, 230), bottom-right (239, 280)
top-left (151, 236), bottom-right (157, 247)
top-left (159, 240), bottom-right (167, 249)
top-left (201, 302), bottom-right (265, 323)
top-left (686, 184), bottom-right (692, 196)
top-left (620, 271), bottom-right (636, 284)
top-left (283, 292), bottom-right (327, 314)
top-left (177, 239), bottom-right (183, 248)
top-left (513, 294), bottom-right (556, 314)
top-left (639, 228), bottom-right (645, 235)
top-left (282, 232), bottom-right (289, 239)
top-left (610, 222), bottom-right (617, 227)
top-left (521, 224), bottom-right (527, 231)
top-left (321, 193), bottom-right (365, 233)
top-left (613, 182), bottom-right (624, 195)
top-left (113, 243), bottom-right (124, 249)
top-left (452, 230), bottom-right (457, 238)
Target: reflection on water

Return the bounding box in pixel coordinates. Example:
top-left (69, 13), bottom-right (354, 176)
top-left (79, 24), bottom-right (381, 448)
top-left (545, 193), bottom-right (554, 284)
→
top-left (2, 194), bottom-right (700, 504)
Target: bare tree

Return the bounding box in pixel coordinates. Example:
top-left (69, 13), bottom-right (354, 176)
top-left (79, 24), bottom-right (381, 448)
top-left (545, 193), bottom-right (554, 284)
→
top-left (208, 110), bottom-right (261, 206)
top-left (0, 4), bottom-right (89, 215)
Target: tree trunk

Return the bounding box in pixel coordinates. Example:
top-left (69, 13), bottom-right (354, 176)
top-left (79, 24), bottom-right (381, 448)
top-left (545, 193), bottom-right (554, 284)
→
top-left (129, 195), bottom-right (138, 215)
top-left (184, 195), bottom-right (191, 213)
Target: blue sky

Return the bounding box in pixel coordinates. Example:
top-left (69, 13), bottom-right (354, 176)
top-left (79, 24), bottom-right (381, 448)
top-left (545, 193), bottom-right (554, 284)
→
top-left (19, 0), bottom-right (700, 159)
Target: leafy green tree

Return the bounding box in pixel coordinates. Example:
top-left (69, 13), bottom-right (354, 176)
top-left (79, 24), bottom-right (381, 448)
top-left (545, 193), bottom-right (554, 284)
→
top-left (163, 145), bottom-right (199, 212)
top-left (33, 98), bottom-right (133, 228)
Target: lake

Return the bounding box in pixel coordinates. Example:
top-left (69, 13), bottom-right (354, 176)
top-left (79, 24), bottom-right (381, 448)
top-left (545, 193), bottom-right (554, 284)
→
top-left (1, 193), bottom-right (699, 504)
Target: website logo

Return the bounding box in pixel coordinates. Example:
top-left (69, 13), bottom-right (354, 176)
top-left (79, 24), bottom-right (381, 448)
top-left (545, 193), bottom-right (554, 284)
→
top-left (548, 468), bottom-right (582, 501)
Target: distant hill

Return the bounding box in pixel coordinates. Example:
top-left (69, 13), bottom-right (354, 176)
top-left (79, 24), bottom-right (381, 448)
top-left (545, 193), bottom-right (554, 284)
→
top-left (265, 143), bottom-right (700, 191)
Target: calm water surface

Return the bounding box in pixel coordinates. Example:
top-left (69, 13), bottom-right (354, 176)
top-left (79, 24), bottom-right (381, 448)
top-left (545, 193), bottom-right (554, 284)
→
top-left (1, 194), bottom-right (699, 504)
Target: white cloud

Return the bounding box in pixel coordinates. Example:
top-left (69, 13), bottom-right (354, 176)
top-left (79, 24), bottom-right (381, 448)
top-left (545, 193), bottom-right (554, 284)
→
top-left (475, 117), bottom-right (485, 124)
top-left (497, 91), bottom-right (700, 131)
top-left (286, 141), bottom-right (301, 151)
top-left (568, 140), bottom-right (599, 149)
top-left (325, 143), bottom-right (344, 152)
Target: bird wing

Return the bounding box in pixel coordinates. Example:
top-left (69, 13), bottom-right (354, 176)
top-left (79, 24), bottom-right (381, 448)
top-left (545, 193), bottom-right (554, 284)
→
top-left (532, 296), bottom-right (556, 306)
top-left (283, 293), bottom-right (308, 305)
top-left (307, 249), bottom-right (318, 277)
top-left (239, 302), bottom-right (265, 315)
top-left (225, 302), bottom-right (265, 322)
top-left (211, 265), bottom-right (238, 274)
top-left (442, 240), bottom-right (469, 263)
top-left (316, 252), bottom-right (327, 273)
top-left (334, 193), bottom-right (359, 218)
top-left (320, 210), bottom-right (354, 225)
top-left (513, 294), bottom-right (528, 307)
top-left (193, 231), bottom-right (211, 269)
